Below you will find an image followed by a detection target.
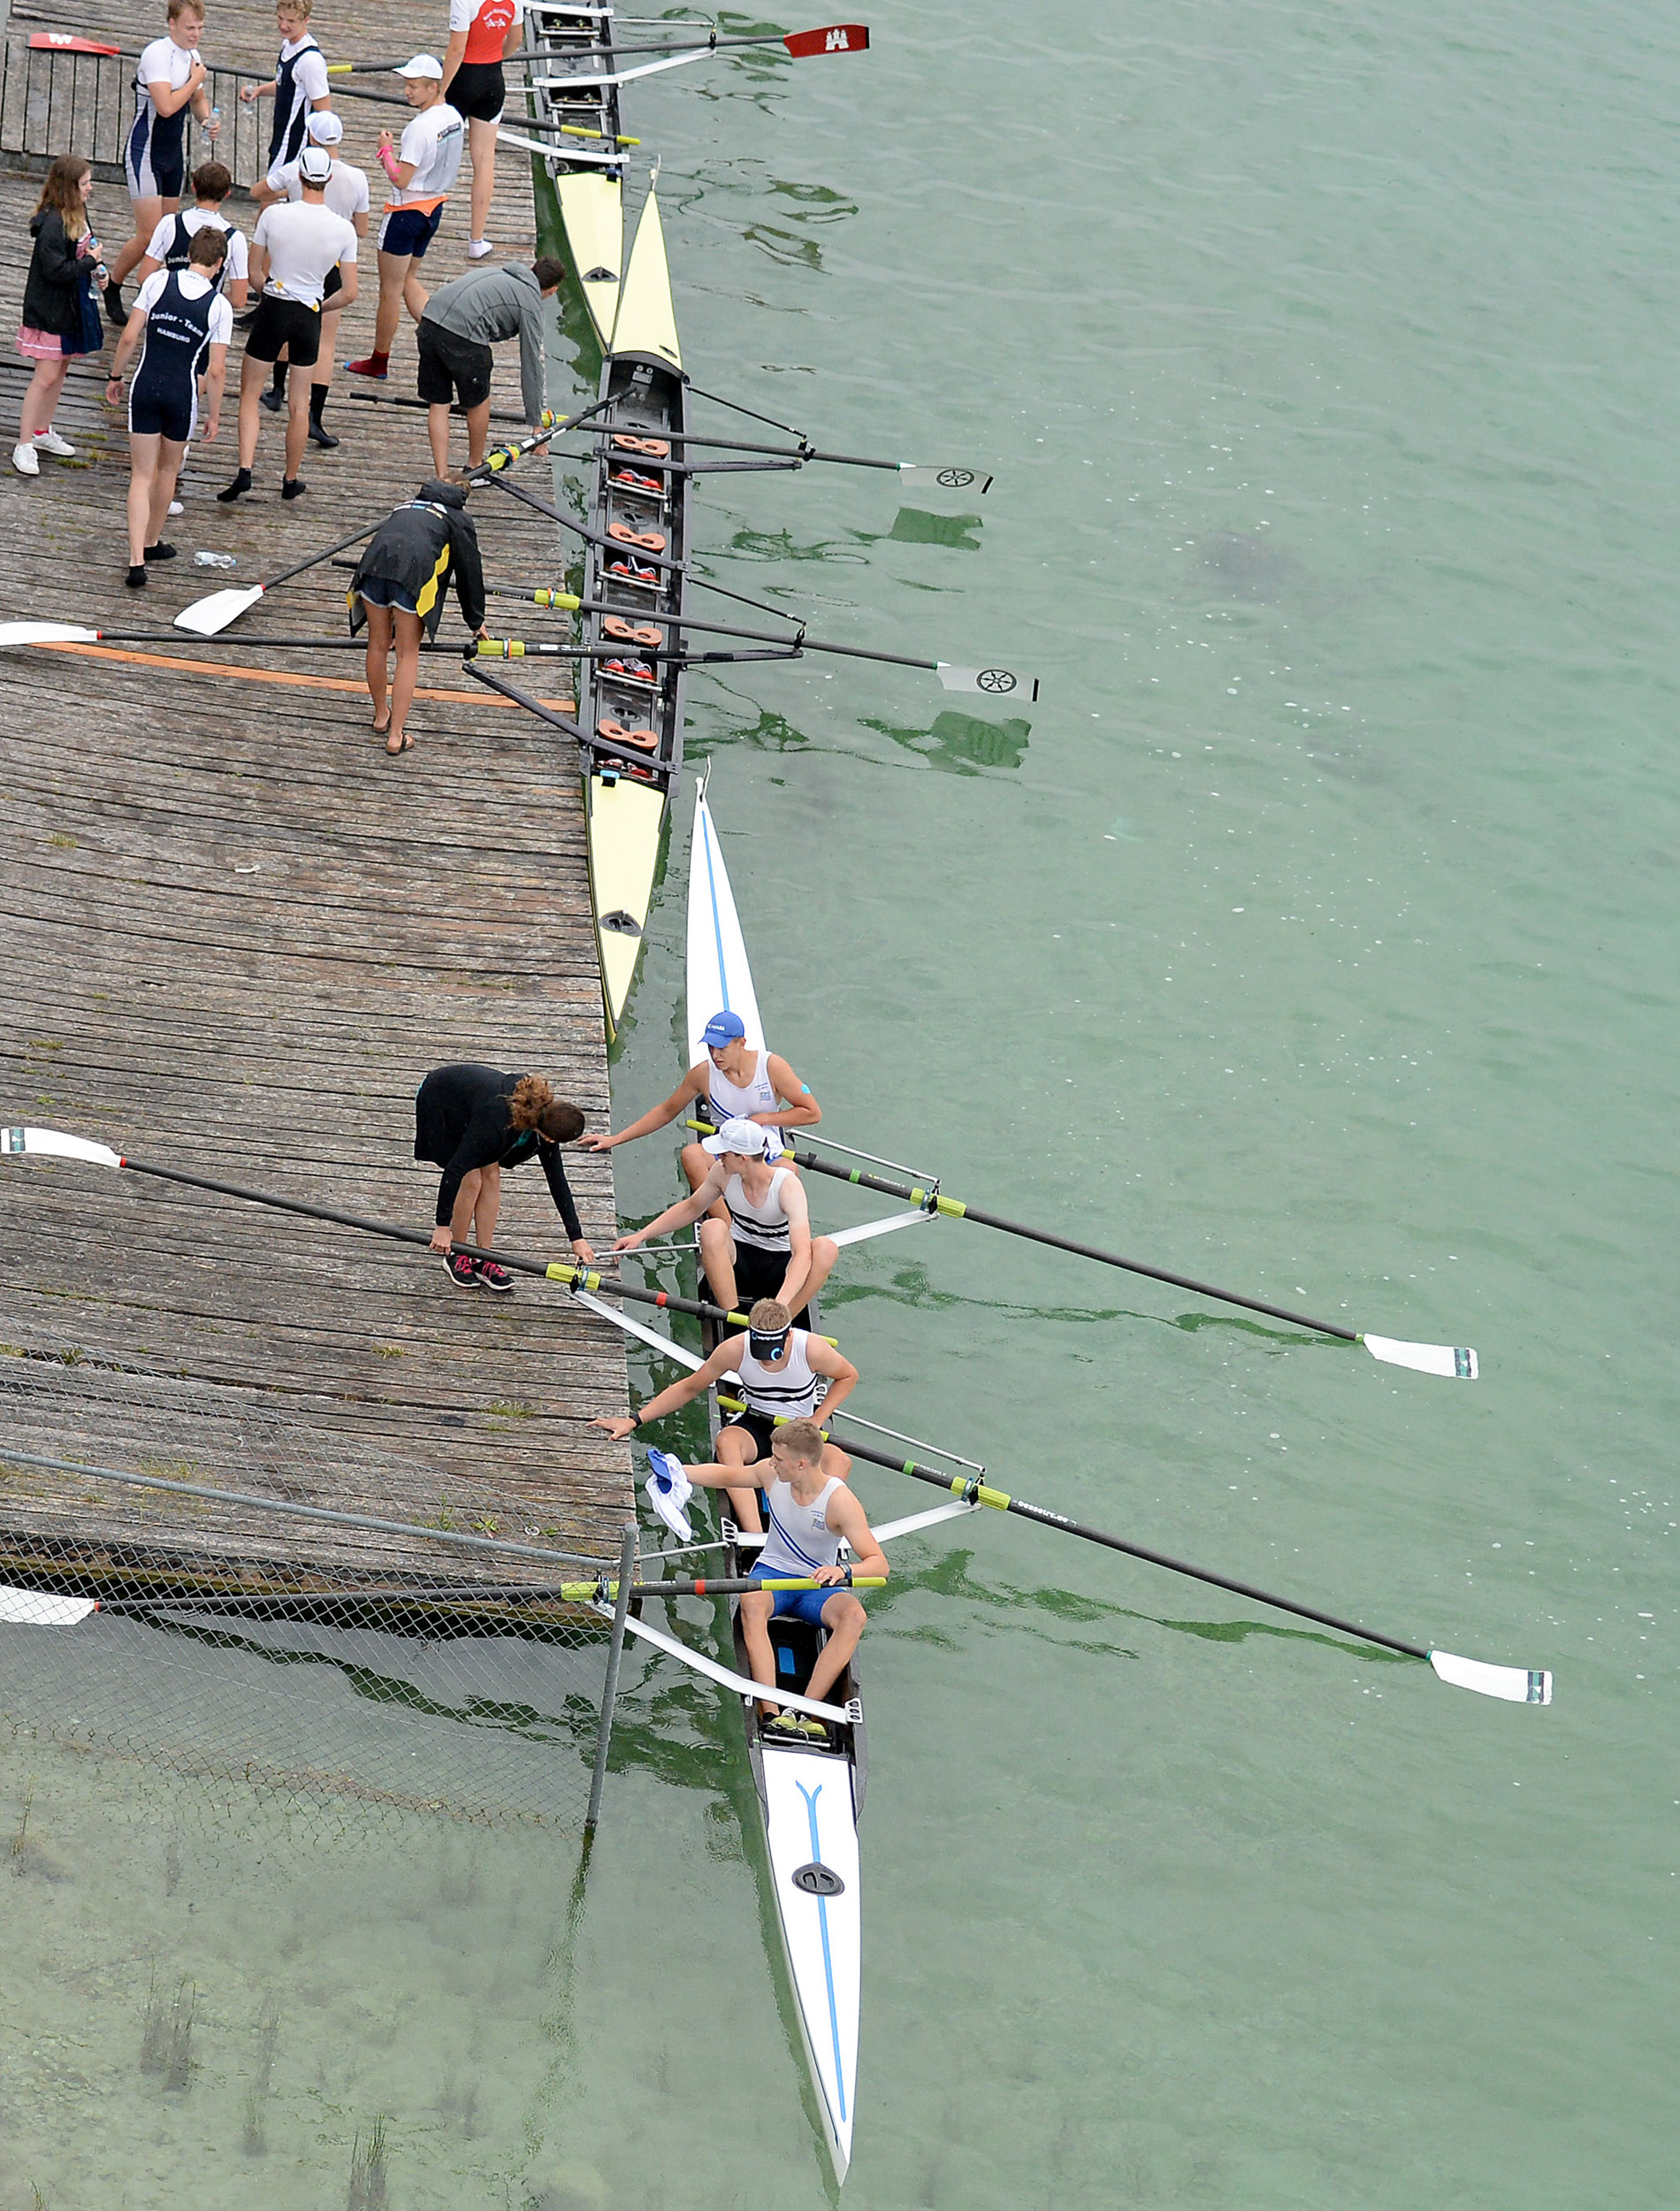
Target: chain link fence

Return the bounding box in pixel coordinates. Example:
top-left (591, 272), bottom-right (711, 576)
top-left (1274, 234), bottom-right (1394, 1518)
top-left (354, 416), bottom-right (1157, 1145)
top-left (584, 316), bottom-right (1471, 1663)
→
top-left (0, 1335), bottom-right (635, 1840)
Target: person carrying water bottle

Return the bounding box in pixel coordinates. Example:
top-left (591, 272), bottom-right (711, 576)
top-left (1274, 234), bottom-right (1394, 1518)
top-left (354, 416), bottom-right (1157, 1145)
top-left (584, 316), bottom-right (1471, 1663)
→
top-left (242, 0), bottom-right (332, 204)
top-left (105, 226), bottom-right (231, 587)
top-left (14, 156), bottom-right (111, 477)
top-left (105, 0), bottom-right (220, 325)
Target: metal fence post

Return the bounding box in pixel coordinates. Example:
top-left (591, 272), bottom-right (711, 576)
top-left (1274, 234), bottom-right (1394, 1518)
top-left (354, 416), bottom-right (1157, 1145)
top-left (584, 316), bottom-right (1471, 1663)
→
top-left (584, 1523), bottom-right (636, 1835)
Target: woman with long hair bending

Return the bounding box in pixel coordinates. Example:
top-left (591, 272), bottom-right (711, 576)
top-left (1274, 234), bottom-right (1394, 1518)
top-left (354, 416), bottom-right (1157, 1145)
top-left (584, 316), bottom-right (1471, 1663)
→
top-left (15, 156), bottom-right (110, 477)
top-left (415, 1065), bottom-right (594, 1291)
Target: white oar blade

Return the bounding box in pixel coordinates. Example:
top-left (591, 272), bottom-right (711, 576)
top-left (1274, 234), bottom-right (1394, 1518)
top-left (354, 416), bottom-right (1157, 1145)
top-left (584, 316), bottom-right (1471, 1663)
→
top-left (173, 585), bottom-right (263, 638)
top-left (827, 1207), bottom-right (935, 1249)
top-left (3, 1125), bottom-right (123, 1169)
top-left (600, 1601), bottom-right (851, 1725)
top-left (897, 464), bottom-right (994, 495)
top-left (0, 1584), bottom-right (97, 1626)
top-left (0, 622), bottom-right (100, 647)
top-left (1430, 1649), bottom-right (1552, 1705)
top-left (873, 1498), bottom-right (982, 1544)
top-left (1363, 1333), bottom-right (1478, 1381)
top-left (935, 662), bottom-right (1041, 703)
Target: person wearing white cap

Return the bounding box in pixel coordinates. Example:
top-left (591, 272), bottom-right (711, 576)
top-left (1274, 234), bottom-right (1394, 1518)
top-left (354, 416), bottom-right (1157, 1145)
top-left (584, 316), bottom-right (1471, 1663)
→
top-left (217, 143), bottom-right (358, 501)
top-left (581, 1004), bottom-right (821, 1197)
top-left (608, 1115), bottom-right (837, 1323)
top-left (347, 56), bottom-right (463, 382)
top-left (257, 111), bottom-right (370, 447)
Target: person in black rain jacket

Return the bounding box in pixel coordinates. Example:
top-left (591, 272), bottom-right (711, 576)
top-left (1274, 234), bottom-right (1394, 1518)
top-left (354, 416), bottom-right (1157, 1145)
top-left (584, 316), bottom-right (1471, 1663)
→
top-left (416, 1063), bottom-right (593, 1292)
top-left (348, 475), bottom-right (487, 756)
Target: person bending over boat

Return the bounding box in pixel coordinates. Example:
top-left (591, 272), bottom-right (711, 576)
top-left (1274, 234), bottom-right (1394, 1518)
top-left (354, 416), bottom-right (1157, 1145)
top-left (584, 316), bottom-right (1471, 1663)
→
top-left (581, 1006), bottom-right (820, 1195)
top-left (610, 1117), bottom-right (836, 1321)
top-left (592, 1297), bottom-right (856, 1532)
top-left (646, 1421), bottom-right (887, 1740)
top-left (348, 477), bottom-right (486, 754)
top-left (415, 1063), bottom-right (593, 1290)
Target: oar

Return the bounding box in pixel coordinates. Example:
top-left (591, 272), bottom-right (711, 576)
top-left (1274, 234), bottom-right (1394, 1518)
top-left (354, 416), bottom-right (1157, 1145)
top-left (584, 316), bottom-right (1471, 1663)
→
top-left (555, 413), bottom-right (992, 493)
top-left (522, 21), bottom-right (867, 90)
top-left (477, 470), bottom-right (686, 577)
top-left (470, 638), bottom-right (802, 671)
top-left (706, 1396), bottom-right (1550, 1704)
top-left (478, 609), bottom-right (1037, 700)
top-left (172, 520), bottom-right (386, 639)
top-left (0, 626), bottom-right (465, 652)
top-left (345, 389), bottom-right (531, 426)
top-left (768, 1136), bottom-right (1478, 1381)
top-left (0, 1125), bottom-right (790, 1337)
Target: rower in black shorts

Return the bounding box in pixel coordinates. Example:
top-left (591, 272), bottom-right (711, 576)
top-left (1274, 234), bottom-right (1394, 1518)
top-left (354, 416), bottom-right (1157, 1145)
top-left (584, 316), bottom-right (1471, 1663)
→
top-left (104, 226), bottom-right (232, 586)
top-left (610, 1116), bottom-right (838, 1326)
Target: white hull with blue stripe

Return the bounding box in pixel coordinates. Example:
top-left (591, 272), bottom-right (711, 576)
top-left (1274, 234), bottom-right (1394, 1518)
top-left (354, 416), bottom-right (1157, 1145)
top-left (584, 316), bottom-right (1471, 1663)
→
top-left (687, 777), bottom-right (768, 1065)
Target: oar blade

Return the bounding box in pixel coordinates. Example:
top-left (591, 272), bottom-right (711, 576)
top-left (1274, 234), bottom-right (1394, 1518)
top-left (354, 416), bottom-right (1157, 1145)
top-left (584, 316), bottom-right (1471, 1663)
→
top-left (1363, 1333), bottom-right (1478, 1381)
top-left (0, 1584), bottom-right (98, 1627)
top-left (935, 662), bottom-right (1041, 703)
top-left (897, 463), bottom-right (994, 495)
top-left (3, 1125), bottom-right (123, 1169)
top-left (0, 622), bottom-right (100, 647)
top-left (173, 585), bottom-right (264, 638)
top-left (1430, 1649), bottom-right (1552, 1705)
top-left (783, 22), bottom-right (870, 57)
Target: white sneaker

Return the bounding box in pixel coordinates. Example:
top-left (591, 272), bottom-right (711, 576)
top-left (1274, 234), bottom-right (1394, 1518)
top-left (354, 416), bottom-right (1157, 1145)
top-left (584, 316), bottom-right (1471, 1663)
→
top-left (466, 239), bottom-right (493, 259)
top-left (168, 500), bottom-right (184, 516)
top-left (33, 427), bottom-right (76, 458)
top-left (11, 442), bottom-right (39, 477)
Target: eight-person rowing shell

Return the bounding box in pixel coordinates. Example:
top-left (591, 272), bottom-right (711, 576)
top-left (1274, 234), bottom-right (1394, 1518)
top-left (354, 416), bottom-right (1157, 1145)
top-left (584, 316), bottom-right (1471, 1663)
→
top-left (581, 1006), bottom-right (821, 1192)
top-left (609, 1116), bottom-right (836, 1323)
top-left (592, 1296), bottom-right (856, 1534)
top-left (649, 1419), bottom-right (888, 1740)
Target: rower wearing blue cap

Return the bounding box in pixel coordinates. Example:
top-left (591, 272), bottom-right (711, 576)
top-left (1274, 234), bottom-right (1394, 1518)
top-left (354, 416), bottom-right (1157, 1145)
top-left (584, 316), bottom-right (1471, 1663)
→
top-left (580, 1006), bottom-right (821, 1198)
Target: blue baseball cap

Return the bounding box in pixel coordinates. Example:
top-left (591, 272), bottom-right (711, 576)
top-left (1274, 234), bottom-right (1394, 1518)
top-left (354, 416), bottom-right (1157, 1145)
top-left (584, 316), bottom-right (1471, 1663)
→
top-left (701, 1009), bottom-right (746, 1046)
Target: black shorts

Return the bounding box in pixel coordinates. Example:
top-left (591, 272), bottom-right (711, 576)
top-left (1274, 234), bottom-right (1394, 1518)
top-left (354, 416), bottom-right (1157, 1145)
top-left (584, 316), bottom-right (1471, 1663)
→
top-left (718, 1409), bottom-right (778, 1463)
top-left (416, 318), bottom-right (494, 409)
top-left (244, 292), bottom-right (320, 368)
top-left (729, 1240), bottom-right (812, 1327)
top-left (449, 59), bottom-right (506, 123)
top-left (322, 263), bottom-right (343, 306)
top-left (128, 382), bottom-right (194, 443)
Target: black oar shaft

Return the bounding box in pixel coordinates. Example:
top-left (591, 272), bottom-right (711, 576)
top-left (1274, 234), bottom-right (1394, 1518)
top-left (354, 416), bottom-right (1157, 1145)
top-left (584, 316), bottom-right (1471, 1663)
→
top-left (785, 1149), bottom-right (1360, 1343)
top-left (263, 520), bottom-right (384, 592)
top-left (714, 1394), bottom-right (1424, 1661)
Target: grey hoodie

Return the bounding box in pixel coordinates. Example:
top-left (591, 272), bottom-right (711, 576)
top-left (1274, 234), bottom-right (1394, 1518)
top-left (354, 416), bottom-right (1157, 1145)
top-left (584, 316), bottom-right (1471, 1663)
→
top-left (419, 262), bottom-right (551, 423)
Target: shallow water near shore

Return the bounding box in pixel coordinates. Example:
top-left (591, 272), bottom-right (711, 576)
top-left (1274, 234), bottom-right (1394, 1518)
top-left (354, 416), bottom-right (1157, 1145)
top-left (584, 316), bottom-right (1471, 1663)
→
top-left (5, 0), bottom-right (1680, 2202)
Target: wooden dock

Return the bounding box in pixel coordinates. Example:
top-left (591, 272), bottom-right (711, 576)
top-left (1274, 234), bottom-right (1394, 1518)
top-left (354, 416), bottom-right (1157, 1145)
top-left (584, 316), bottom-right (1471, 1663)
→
top-left (0, 0), bottom-right (638, 1592)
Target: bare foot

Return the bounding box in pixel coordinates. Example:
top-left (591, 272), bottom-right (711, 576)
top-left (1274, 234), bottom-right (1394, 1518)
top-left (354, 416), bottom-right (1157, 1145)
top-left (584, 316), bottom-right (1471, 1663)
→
top-left (385, 729), bottom-right (413, 756)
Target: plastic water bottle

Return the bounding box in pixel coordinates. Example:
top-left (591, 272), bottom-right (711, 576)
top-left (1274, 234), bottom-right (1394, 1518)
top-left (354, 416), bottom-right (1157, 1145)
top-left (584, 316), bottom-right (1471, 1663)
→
top-left (194, 551), bottom-right (237, 569)
top-left (205, 104), bottom-right (220, 140)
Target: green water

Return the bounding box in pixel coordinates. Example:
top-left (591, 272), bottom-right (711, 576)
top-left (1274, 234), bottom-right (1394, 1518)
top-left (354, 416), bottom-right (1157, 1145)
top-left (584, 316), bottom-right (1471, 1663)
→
top-left (6, 0), bottom-right (1678, 2201)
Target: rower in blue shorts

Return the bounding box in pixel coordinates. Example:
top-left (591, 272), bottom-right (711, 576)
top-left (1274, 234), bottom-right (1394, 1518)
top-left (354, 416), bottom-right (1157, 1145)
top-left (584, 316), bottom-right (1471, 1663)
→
top-left (107, 0), bottom-right (220, 325)
top-left (646, 1420), bottom-right (888, 1740)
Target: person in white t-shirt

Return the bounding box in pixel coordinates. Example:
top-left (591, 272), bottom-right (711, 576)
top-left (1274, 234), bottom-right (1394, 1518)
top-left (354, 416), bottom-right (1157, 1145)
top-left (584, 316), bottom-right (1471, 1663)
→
top-left (103, 226), bottom-right (232, 587)
top-left (256, 111), bottom-right (369, 448)
top-left (134, 160), bottom-right (249, 310)
top-left (440, 0), bottom-right (523, 259)
top-left (218, 147), bottom-right (358, 502)
top-left (107, 0), bottom-right (221, 323)
top-left (347, 57), bottom-right (462, 382)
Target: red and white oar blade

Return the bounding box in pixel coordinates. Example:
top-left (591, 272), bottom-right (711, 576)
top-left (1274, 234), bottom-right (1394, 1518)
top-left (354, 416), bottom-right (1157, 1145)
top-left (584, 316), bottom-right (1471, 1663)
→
top-left (783, 22), bottom-right (869, 58)
top-left (174, 585), bottom-right (264, 638)
top-left (0, 1585), bottom-right (98, 1627)
top-left (3, 1125), bottom-right (124, 1169)
top-left (1430, 1649), bottom-right (1553, 1705)
top-left (1363, 1333), bottom-right (1478, 1381)
top-left (0, 622), bottom-right (101, 648)
top-left (28, 30), bottom-right (120, 53)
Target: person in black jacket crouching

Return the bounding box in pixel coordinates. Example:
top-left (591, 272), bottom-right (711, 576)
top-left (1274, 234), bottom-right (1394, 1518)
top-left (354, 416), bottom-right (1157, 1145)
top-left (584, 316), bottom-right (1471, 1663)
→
top-left (348, 475), bottom-right (487, 757)
top-left (416, 1064), bottom-right (594, 1293)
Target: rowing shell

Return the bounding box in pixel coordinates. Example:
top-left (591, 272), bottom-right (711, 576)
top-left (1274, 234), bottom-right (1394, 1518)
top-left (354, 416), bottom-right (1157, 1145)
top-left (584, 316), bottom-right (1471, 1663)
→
top-left (523, 0), bottom-right (627, 347)
top-left (688, 778), bottom-right (864, 2182)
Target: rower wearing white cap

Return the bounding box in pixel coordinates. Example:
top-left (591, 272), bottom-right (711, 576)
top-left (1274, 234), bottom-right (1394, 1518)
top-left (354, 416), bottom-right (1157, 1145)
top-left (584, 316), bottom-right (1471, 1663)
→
top-left (347, 55), bottom-right (464, 385)
top-left (591, 1298), bottom-right (856, 1535)
top-left (580, 1006), bottom-right (821, 1199)
top-left (256, 111), bottom-right (369, 448)
top-left (610, 1115), bottom-right (837, 1321)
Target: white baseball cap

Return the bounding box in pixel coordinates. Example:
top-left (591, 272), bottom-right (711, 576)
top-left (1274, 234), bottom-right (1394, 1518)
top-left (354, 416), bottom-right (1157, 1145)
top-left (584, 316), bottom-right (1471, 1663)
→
top-left (394, 52), bottom-right (445, 79)
top-left (701, 1116), bottom-right (775, 1159)
top-left (298, 144), bottom-right (332, 185)
top-left (306, 111), bottom-right (343, 145)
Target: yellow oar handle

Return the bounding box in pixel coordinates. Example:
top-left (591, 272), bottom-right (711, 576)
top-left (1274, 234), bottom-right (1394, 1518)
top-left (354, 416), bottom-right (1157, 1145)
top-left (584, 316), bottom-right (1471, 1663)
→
top-left (559, 121), bottom-right (641, 145)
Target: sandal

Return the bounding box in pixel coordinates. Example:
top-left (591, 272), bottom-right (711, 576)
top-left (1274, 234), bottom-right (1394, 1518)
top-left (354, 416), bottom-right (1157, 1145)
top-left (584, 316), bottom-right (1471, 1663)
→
top-left (385, 729), bottom-right (412, 756)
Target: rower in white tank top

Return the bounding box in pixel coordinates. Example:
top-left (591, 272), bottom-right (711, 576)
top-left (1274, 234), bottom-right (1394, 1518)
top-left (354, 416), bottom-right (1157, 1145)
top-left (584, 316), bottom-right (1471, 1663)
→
top-left (725, 1164), bottom-right (795, 1253)
top-left (706, 1047), bottom-right (793, 1159)
top-left (729, 1326), bottom-right (821, 1419)
top-left (757, 1473), bottom-right (844, 1578)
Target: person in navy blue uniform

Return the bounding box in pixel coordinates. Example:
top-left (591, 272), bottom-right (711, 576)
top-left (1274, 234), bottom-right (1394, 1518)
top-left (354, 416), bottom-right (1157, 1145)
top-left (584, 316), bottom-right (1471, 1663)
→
top-left (241, 0), bottom-right (332, 200)
top-left (106, 0), bottom-right (220, 325)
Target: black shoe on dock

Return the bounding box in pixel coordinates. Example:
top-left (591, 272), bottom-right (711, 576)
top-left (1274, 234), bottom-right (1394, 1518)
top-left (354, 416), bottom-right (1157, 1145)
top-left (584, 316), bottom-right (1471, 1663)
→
top-left (444, 1251), bottom-right (478, 1289)
top-left (307, 417), bottom-right (340, 449)
top-left (477, 1259), bottom-right (514, 1295)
